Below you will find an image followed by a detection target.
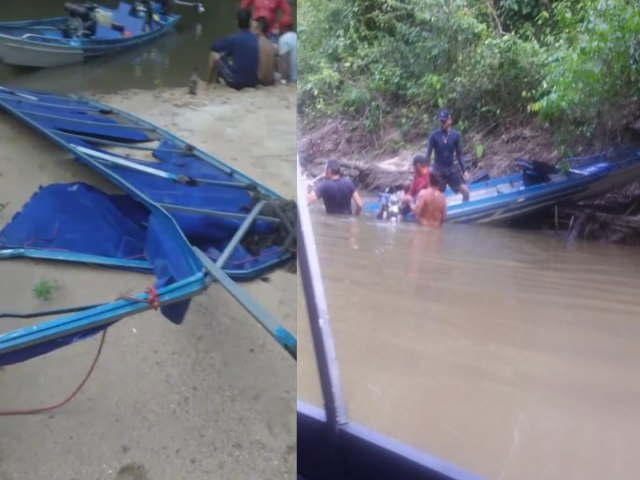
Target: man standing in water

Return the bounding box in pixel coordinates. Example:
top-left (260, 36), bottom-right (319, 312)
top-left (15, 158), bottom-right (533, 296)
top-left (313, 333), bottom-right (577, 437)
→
top-left (425, 109), bottom-right (470, 201)
top-left (400, 154), bottom-right (431, 214)
top-left (307, 160), bottom-right (363, 216)
top-left (412, 171), bottom-right (447, 228)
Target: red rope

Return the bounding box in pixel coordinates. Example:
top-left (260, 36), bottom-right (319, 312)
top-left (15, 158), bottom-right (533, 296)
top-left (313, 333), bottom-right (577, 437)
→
top-left (118, 286), bottom-right (160, 309)
top-left (0, 285), bottom-right (163, 416)
top-left (0, 330), bottom-right (107, 416)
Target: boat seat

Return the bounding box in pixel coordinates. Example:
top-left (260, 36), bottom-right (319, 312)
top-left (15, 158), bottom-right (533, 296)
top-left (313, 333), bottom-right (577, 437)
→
top-left (111, 1), bottom-right (145, 36)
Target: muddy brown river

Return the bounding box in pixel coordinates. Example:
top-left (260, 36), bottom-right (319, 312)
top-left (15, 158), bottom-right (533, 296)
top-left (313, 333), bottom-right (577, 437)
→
top-left (298, 210), bottom-right (640, 480)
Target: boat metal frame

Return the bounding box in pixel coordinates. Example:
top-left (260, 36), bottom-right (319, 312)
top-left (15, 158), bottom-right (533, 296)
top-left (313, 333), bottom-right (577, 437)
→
top-left (0, 87), bottom-right (297, 365)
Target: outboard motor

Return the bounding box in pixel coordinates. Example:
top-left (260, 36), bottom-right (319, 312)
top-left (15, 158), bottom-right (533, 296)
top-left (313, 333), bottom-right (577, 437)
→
top-left (62, 2), bottom-right (98, 38)
top-left (377, 190), bottom-right (403, 221)
top-left (515, 158), bottom-right (560, 187)
top-left (130, 0), bottom-right (155, 31)
top-left (159, 0), bottom-right (174, 14)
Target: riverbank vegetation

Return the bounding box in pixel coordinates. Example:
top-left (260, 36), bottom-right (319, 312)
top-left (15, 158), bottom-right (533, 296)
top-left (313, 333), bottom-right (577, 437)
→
top-left (298, 0), bottom-right (640, 242)
top-left (299, 0), bottom-right (640, 160)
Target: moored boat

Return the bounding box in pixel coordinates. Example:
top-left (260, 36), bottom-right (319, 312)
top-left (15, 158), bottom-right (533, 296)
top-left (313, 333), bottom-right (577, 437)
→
top-left (0, 1), bottom-right (183, 68)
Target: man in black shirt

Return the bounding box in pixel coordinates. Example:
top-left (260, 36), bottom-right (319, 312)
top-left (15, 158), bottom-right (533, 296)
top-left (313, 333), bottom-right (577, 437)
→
top-left (425, 109), bottom-right (470, 202)
top-left (307, 160), bottom-right (363, 215)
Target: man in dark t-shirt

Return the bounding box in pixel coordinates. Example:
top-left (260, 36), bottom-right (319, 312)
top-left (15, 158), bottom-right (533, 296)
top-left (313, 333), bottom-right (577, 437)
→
top-left (307, 160), bottom-right (363, 215)
top-left (208, 8), bottom-right (258, 90)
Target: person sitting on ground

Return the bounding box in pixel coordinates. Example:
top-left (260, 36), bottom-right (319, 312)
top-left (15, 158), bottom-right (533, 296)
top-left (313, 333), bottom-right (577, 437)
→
top-left (240, 0), bottom-right (292, 41)
top-left (400, 154), bottom-right (431, 214)
top-left (425, 109), bottom-right (470, 201)
top-left (308, 160), bottom-right (363, 216)
top-left (253, 16), bottom-right (277, 86)
top-left (412, 171), bottom-right (447, 228)
top-left (207, 8), bottom-right (258, 90)
top-left (277, 19), bottom-right (296, 84)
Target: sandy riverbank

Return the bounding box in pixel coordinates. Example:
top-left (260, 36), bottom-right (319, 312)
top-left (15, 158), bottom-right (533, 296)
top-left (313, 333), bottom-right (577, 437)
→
top-left (0, 84), bottom-right (296, 480)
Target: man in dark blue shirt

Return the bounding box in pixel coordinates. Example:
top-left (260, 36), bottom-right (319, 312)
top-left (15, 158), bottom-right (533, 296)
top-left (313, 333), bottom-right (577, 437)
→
top-left (207, 8), bottom-right (258, 90)
top-left (307, 160), bottom-right (363, 215)
top-left (425, 109), bottom-right (470, 201)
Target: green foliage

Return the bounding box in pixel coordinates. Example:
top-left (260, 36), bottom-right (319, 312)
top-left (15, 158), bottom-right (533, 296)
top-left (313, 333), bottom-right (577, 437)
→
top-left (299, 0), bottom-right (639, 144)
top-left (531, 0), bottom-right (640, 136)
top-left (32, 279), bottom-right (58, 301)
top-left (475, 144), bottom-right (485, 160)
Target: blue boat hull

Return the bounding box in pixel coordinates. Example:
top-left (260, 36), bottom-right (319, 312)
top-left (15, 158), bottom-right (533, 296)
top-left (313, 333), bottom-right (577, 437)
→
top-left (0, 85), bottom-right (297, 366)
top-left (0, 2), bottom-right (180, 67)
top-left (365, 148), bottom-right (640, 226)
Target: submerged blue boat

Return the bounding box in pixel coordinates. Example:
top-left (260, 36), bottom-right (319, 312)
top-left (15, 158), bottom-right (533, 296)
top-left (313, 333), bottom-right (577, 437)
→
top-left (0, 1), bottom-right (181, 68)
top-left (0, 85), bottom-right (297, 366)
top-left (365, 148), bottom-right (640, 225)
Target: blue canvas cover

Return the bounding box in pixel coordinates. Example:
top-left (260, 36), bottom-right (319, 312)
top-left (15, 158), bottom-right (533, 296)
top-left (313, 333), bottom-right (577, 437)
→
top-left (0, 182), bottom-right (194, 325)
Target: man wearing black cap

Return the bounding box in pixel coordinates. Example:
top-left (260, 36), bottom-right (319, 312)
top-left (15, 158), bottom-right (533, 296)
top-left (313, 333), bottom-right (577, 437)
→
top-left (401, 153), bottom-right (431, 211)
top-left (425, 109), bottom-right (470, 201)
top-left (307, 160), bottom-right (363, 216)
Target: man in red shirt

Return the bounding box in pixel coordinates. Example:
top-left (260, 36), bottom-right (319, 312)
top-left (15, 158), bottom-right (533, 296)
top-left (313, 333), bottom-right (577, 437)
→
top-left (401, 154), bottom-right (431, 210)
top-left (240, 0), bottom-right (292, 36)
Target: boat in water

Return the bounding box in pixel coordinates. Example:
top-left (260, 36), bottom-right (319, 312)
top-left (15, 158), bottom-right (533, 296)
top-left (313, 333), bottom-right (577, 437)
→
top-left (0, 85), bottom-right (297, 366)
top-left (365, 148), bottom-right (640, 225)
top-left (0, 1), bottom-right (195, 68)
top-left (296, 160), bottom-right (483, 479)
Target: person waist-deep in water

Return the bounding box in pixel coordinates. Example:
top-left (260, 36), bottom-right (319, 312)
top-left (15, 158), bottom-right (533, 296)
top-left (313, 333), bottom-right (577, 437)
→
top-left (307, 160), bottom-right (363, 216)
top-left (412, 171), bottom-right (447, 228)
top-left (400, 153), bottom-right (431, 214)
top-left (425, 109), bottom-right (470, 202)
top-left (277, 20), bottom-right (296, 84)
top-left (253, 16), bottom-right (277, 86)
top-left (208, 8), bottom-right (258, 90)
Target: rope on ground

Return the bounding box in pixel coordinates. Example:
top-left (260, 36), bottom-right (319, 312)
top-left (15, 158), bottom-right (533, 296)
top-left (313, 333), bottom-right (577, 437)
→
top-left (0, 284), bottom-right (162, 416)
top-left (0, 330), bottom-right (107, 416)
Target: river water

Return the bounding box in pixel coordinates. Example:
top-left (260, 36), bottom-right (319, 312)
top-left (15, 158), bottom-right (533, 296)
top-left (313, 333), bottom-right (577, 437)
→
top-left (298, 210), bottom-right (640, 480)
top-left (0, 0), bottom-right (295, 93)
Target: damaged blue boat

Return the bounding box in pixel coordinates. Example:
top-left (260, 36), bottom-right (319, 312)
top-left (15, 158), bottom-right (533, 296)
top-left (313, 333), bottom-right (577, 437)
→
top-left (0, 85), bottom-right (297, 366)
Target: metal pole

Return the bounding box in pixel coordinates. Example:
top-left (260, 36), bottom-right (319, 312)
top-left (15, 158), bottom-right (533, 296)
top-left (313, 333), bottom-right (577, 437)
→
top-left (193, 248), bottom-right (297, 360)
top-left (296, 159), bottom-right (349, 437)
top-left (159, 203), bottom-right (281, 224)
top-left (215, 200), bottom-right (267, 269)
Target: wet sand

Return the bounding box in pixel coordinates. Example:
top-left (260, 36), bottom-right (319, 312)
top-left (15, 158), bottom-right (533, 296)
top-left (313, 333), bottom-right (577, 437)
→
top-left (0, 84), bottom-right (296, 479)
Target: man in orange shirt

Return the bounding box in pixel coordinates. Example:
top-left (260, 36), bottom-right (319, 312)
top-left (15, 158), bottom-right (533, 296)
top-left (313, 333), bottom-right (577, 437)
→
top-left (240, 0), bottom-right (292, 39)
top-left (412, 171), bottom-right (447, 228)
